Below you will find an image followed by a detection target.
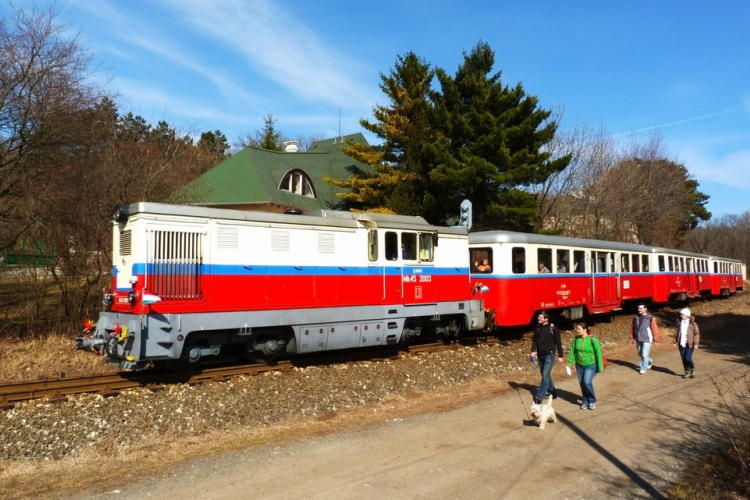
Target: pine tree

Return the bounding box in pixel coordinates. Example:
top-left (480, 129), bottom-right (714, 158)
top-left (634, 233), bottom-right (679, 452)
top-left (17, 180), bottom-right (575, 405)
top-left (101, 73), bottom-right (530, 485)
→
top-left (332, 42), bottom-right (568, 229)
top-left (429, 41), bottom-right (569, 230)
top-left (327, 52), bottom-right (432, 214)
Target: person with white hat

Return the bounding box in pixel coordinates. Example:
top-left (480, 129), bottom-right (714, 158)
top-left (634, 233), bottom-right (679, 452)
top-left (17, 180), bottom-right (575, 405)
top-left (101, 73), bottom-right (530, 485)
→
top-left (673, 308), bottom-right (700, 379)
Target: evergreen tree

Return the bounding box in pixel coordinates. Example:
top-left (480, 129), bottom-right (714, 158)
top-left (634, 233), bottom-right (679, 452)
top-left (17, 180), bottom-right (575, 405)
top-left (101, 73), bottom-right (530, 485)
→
top-left (197, 130), bottom-right (230, 161)
top-left (429, 41), bottom-right (569, 230)
top-left (329, 52), bottom-right (433, 214)
top-left (331, 42), bottom-right (568, 229)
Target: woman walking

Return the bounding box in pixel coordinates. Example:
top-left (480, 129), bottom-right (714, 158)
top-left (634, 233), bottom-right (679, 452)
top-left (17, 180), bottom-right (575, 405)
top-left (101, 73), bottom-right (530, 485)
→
top-left (673, 308), bottom-right (700, 378)
top-left (567, 322), bottom-right (605, 410)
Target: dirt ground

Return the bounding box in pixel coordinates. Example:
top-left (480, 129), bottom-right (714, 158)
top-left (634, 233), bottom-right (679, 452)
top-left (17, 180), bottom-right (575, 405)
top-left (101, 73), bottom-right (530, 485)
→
top-left (62, 299), bottom-right (750, 500)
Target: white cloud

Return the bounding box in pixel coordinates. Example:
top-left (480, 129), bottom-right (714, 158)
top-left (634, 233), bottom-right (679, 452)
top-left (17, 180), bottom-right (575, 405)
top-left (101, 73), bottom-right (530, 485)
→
top-left (112, 77), bottom-right (253, 128)
top-left (678, 147), bottom-right (750, 190)
top-left (78, 0), bottom-right (265, 107)
top-left (155, 0), bottom-right (379, 109)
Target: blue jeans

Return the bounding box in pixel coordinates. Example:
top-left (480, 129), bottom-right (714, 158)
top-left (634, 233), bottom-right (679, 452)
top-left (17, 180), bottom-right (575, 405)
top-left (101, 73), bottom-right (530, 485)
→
top-left (678, 345), bottom-right (695, 372)
top-left (636, 341), bottom-right (652, 372)
top-left (535, 353), bottom-right (557, 401)
top-left (576, 363), bottom-right (597, 407)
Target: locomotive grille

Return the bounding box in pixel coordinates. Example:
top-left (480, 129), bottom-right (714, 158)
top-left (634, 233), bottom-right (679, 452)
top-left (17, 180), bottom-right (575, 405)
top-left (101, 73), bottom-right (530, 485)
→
top-left (150, 230), bottom-right (203, 300)
top-left (119, 230), bottom-right (132, 256)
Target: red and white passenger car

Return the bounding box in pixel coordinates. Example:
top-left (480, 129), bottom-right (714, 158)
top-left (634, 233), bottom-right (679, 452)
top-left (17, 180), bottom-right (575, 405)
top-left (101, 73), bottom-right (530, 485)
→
top-left (469, 231), bottom-right (745, 328)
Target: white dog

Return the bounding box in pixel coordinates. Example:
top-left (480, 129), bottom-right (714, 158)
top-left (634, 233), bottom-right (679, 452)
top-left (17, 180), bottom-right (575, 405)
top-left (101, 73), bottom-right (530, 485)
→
top-left (529, 399), bottom-right (557, 429)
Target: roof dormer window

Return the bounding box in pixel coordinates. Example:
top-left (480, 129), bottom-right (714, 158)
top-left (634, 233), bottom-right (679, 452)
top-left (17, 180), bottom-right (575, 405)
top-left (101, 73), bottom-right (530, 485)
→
top-left (279, 169), bottom-right (316, 198)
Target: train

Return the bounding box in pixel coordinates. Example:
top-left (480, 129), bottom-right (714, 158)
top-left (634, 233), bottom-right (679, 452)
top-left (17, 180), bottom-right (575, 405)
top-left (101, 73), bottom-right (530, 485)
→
top-left (76, 202), bottom-right (746, 370)
top-left (468, 231), bottom-right (745, 329)
top-left (76, 202), bottom-right (487, 370)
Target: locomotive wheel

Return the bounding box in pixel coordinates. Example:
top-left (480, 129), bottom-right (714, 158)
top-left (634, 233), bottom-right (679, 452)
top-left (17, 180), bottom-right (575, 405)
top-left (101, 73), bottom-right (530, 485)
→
top-left (247, 350), bottom-right (280, 365)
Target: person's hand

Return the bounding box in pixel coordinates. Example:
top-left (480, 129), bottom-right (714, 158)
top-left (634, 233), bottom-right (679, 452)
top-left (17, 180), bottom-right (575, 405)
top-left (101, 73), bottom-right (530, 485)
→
top-left (556, 357), bottom-right (564, 364)
top-left (672, 343), bottom-right (677, 349)
top-left (530, 351), bottom-right (537, 358)
top-left (695, 345), bottom-right (699, 350)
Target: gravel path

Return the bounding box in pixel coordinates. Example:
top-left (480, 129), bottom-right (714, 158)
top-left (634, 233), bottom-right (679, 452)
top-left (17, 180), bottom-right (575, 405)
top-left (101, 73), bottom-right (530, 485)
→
top-left (1, 294), bottom-right (747, 498)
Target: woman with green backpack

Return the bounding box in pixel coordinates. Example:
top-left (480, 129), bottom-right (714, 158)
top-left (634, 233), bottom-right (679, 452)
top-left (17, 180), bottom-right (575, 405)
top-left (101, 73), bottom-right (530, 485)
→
top-left (567, 322), bottom-right (605, 410)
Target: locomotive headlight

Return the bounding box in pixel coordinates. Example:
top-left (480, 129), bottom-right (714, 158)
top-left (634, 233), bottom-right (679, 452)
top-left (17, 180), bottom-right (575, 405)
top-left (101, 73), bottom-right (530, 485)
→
top-left (128, 290), bottom-right (137, 305)
top-left (113, 204), bottom-right (130, 223)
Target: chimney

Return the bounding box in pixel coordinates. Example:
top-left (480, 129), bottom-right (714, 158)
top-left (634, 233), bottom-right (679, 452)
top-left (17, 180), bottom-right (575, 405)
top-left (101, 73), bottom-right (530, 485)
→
top-left (282, 141), bottom-right (299, 153)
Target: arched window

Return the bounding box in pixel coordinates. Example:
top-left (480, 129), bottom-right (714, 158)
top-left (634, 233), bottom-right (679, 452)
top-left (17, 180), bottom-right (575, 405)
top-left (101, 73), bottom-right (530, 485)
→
top-left (279, 169), bottom-right (317, 198)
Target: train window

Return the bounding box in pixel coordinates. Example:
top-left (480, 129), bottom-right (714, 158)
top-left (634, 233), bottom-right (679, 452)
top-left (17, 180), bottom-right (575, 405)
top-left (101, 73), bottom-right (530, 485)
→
top-left (537, 248), bottom-right (552, 273)
top-left (556, 249), bottom-right (569, 273)
top-left (512, 247), bottom-right (526, 274)
top-left (471, 248), bottom-right (493, 273)
top-left (402, 232), bottom-right (417, 260)
top-left (418, 233), bottom-right (434, 262)
top-left (632, 254), bottom-right (640, 272)
top-left (642, 255), bottom-right (649, 272)
top-left (668, 256), bottom-right (674, 272)
top-left (621, 254), bottom-right (630, 273)
top-left (368, 230), bottom-right (378, 262)
top-left (385, 232), bottom-right (398, 260)
top-left (680, 257), bottom-right (685, 272)
top-left (573, 250), bottom-right (585, 273)
top-left (659, 255), bottom-right (665, 272)
top-left (594, 252), bottom-right (607, 273)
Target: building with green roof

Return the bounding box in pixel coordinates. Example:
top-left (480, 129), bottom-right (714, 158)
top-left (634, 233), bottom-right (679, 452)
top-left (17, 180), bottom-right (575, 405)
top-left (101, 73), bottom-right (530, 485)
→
top-left (174, 133), bottom-right (374, 213)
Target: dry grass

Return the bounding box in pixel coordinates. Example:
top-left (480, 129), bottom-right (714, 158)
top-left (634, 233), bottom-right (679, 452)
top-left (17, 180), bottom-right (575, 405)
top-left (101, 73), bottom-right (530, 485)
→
top-left (0, 334), bottom-right (117, 383)
top-left (668, 372), bottom-right (750, 500)
top-left (0, 270), bottom-right (114, 382)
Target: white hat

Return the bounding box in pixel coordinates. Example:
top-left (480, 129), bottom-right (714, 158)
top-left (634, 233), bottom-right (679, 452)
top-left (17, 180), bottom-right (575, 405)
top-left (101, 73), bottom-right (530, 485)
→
top-left (680, 308), bottom-right (691, 317)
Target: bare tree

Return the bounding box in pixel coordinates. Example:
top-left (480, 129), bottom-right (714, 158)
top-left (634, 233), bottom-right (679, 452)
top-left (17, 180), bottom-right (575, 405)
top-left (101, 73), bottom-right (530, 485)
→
top-left (0, 3), bottom-right (104, 251)
top-left (688, 211), bottom-right (750, 272)
top-left (536, 116), bottom-right (621, 237)
top-left (543, 128), bottom-right (710, 247)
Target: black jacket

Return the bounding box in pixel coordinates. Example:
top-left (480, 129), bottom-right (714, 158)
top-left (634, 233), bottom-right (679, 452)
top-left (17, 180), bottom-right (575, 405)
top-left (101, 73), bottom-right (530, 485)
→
top-left (532, 323), bottom-right (564, 358)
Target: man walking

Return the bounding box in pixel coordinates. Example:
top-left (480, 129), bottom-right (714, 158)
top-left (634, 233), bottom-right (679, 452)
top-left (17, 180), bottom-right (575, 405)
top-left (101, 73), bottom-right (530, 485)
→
top-left (630, 303), bottom-right (660, 374)
top-left (530, 311), bottom-right (564, 404)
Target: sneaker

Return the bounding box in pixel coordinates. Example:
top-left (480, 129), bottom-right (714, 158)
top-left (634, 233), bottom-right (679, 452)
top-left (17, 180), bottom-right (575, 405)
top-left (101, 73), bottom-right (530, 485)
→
top-left (682, 372), bottom-right (690, 379)
top-left (690, 369), bottom-right (696, 378)
top-left (580, 403), bottom-right (588, 410)
top-left (588, 404), bottom-right (596, 410)
top-left (648, 362), bottom-right (653, 370)
top-left (639, 370), bottom-right (646, 374)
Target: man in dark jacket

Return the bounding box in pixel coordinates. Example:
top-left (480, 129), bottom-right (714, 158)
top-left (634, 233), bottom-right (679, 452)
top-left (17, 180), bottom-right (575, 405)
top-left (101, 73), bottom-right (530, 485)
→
top-left (530, 311), bottom-right (564, 404)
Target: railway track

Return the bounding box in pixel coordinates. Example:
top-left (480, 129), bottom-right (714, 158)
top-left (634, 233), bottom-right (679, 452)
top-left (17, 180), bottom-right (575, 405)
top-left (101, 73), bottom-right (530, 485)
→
top-left (0, 362), bottom-right (291, 410)
top-left (3, 292), bottom-right (743, 409)
top-left (0, 341), bottom-right (459, 409)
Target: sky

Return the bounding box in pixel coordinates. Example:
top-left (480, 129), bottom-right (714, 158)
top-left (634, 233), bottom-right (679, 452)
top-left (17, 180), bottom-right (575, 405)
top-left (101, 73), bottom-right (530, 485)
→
top-left (4, 0), bottom-right (749, 220)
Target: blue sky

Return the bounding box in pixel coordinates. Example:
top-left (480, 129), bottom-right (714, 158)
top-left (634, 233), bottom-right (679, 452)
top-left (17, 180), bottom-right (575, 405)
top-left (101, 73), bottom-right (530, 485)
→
top-left (5, 0), bottom-right (749, 219)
